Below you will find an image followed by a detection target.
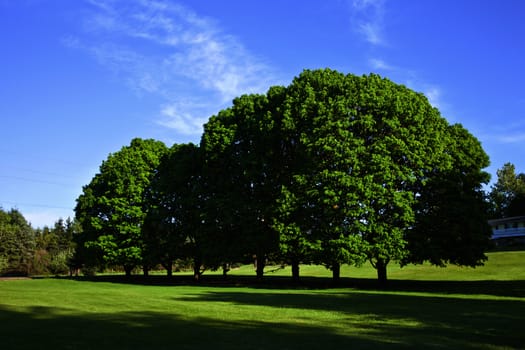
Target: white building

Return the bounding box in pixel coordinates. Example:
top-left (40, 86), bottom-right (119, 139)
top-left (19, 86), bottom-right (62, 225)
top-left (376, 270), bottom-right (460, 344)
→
top-left (488, 216), bottom-right (525, 245)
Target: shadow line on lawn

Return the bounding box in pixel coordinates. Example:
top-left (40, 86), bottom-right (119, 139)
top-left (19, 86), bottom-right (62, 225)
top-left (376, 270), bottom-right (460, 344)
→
top-left (68, 274), bottom-right (525, 298)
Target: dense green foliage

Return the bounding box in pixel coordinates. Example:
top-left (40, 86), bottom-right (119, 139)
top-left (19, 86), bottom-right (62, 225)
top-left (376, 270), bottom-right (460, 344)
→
top-left (71, 69), bottom-right (494, 283)
top-left (75, 138), bottom-right (167, 276)
top-left (201, 87), bottom-right (289, 278)
top-left (4, 71), bottom-right (520, 283)
top-left (1, 251), bottom-right (524, 349)
top-left (144, 143), bottom-right (210, 279)
top-left (200, 69), bottom-right (492, 283)
top-left (0, 208), bottom-right (34, 275)
top-left (406, 124), bottom-right (492, 267)
top-left (272, 70), bottom-right (454, 283)
top-left (33, 218), bottom-right (79, 275)
top-left (0, 208), bottom-right (79, 276)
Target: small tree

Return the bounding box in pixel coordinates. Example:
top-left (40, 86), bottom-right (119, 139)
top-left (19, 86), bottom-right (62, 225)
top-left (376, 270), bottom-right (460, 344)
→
top-left (489, 163), bottom-right (525, 218)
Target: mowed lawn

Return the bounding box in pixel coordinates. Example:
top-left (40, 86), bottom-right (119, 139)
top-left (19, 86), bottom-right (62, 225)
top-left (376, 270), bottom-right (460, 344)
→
top-left (1, 251), bottom-right (524, 349)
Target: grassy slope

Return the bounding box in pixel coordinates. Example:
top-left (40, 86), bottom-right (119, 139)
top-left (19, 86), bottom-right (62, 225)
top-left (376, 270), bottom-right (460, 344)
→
top-left (228, 250), bottom-right (525, 280)
top-left (0, 251), bottom-right (524, 349)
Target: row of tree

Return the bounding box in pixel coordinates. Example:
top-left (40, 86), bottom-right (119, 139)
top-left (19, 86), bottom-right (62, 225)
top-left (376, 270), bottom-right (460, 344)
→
top-left (74, 69), bottom-right (496, 284)
top-left (0, 209), bottom-right (78, 276)
top-left (2, 163), bottom-right (521, 279)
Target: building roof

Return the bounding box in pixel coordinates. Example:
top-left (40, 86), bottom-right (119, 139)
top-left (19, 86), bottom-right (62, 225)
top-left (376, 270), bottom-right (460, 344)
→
top-left (488, 216), bottom-right (525, 226)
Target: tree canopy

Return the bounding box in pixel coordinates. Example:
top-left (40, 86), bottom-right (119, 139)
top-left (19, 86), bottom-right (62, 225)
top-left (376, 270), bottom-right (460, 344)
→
top-left (71, 69), bottom-right (492, 284)
top-left (200, 69), bottom-right (492, 283)
top-left (201, 87), bottom-right (288, 278)
top-left (75, 138), bottom-right (167, 276)
top-left (405, 123), bottom-right (492, 267)
top-left (144, 143), bottom-right (210, 279)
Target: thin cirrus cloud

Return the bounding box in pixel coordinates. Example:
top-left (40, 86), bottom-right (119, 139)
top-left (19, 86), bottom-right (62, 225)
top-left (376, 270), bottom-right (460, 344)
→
top-left (158, 100), bottom-right (211, 135)
top-left (67, 0), bottom-right (280, 135)
top-left (497, 133), bottom-right (525, 144)
top-left (489, 122), bottom-right (525, 144)
top-left (358, 1), bottom-right (450, 117)
top-left (350, 0), bottom-right (386, 46)
top-left (369, 58), bottom-right (395, 71)
top-left (422, 86), bottom-right (443, 110)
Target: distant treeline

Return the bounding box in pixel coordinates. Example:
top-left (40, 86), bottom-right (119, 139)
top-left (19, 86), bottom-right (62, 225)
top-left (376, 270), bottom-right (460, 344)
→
top-left (0, 210), bottom-right (78, 276)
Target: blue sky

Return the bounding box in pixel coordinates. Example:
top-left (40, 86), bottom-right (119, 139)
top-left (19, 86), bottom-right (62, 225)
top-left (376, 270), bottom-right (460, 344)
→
top-left (1, 0), bottom-right (524, 228)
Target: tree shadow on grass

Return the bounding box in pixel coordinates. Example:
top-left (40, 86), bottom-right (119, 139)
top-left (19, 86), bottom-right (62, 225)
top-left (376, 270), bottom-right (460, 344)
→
top-left (1, 289), bottom-right (523, 350)
top-left (72, 274), bottom-right (525, 298)
top-left (175, 289), bottom-right (525, 349)
top-left (352, 278), bottom-right (525, 298)
top-left (0, 304), bottom-right (407, 350)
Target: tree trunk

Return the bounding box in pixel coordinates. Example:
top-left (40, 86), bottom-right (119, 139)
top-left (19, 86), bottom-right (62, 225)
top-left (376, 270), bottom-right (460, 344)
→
top-left (166, 264), bottom-right (173, 278)
top-left (124, 265), bottom-right (133, 277)
top-left (255, 255), bottom-right (265, 280)
top-left (193, 270), bottom-right (200, 281)
top-left (376, 259), bottom-right (388, 286)
top-left (332, 262), bottom-right (341, 284)
top-left (291, 260), bottom-right (300, 281)
top-left (222, 263), bottom-right (230, 279)
top-left (143, 266), bottom-right (149, 277)
top-left (193, 257), bottom-right (201, 282)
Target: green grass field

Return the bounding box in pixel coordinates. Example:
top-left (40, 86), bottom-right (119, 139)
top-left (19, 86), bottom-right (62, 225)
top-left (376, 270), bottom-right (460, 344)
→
top-left (1, 251), bottom-right (524, 349)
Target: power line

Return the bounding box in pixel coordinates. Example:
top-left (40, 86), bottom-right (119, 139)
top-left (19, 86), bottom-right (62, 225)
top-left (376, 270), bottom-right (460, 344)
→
top-left (0, 175), bottom-right (77, 187)
top-left (0, 148), bottom-right (87, 167)
top-left (0, 165), bottom-right (79, 181)
top-left (0, 200), bottom-right (74, 210)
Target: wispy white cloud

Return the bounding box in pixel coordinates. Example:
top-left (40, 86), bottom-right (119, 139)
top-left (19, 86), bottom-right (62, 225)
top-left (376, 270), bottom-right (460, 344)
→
top-left (369, 57), bottom-right (394, 71)
top-left (67, 0), bottom-right (280, 136)
top-left (422, 86), bottom-right (442, 109)
top-left (413, 83), bottom-right (449, 115)
top-left (158, 100), bottom-right (211, 135)
top-left (496, 132), bottom-right (525, 144)
top-left (482, 121), bottom-right (525, 144)
top-left (359, 22), bottom-right (382, 45)
top-left (350, 0), bottom-right (386, 46)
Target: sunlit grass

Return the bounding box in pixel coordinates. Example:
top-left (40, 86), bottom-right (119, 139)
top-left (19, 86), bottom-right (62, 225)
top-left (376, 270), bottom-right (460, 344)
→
top-left (185, 250), bottom-right (525, 281)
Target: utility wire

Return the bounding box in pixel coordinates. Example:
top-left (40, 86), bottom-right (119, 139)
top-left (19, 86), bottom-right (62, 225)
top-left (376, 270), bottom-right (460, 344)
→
top-left (0, 175), bottom-right (77, 187)
top-left (0, 165), bottom-right (79, 181)
top-left (0, 200), bottom-right (73, 210)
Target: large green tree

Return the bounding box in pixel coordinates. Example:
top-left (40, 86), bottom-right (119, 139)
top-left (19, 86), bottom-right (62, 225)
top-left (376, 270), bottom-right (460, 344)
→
top-left (75, 138), bottom-right (167, 276)
top-left (201, 89), bottom-right (287, 279)
top-left (274, 72), bottom-right (367, 281)
top-left (277, 70), bottom-right (454, 284)
top-left (144, 143), bottom-right (210, 280)
top-left (405, 124), bottom-right (492, 268)
top-left (201, 69), bottom-right (491, 284)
